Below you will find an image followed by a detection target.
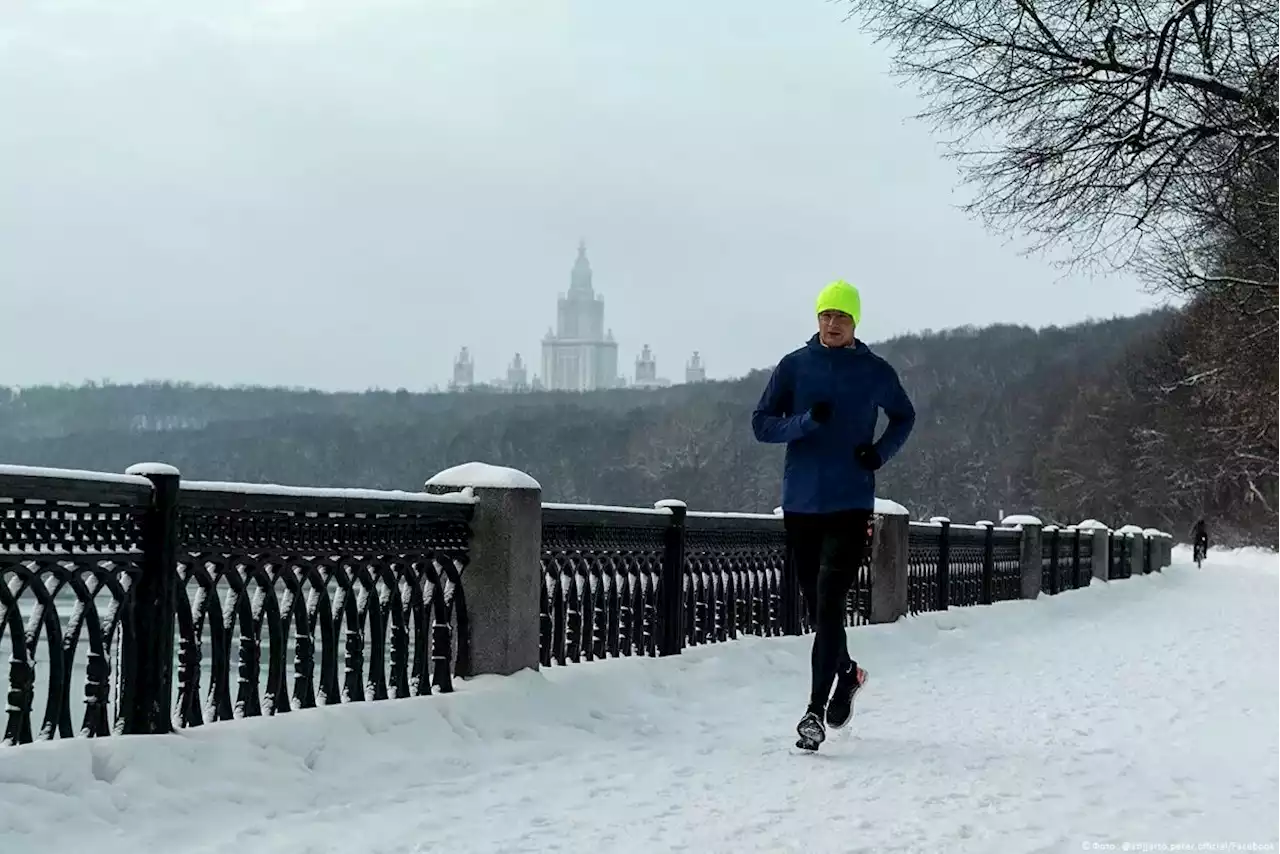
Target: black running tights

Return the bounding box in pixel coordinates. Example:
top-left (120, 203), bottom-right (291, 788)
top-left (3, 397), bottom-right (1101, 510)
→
top-left (784, 509), bottom-right (873, 713)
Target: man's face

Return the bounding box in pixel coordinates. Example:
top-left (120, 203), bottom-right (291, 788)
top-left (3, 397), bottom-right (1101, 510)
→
top-left (818, 310), bottom-right (855, 347)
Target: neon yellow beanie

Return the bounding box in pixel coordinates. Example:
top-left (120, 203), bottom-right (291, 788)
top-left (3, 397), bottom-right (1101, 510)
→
top-left (815, 280), bottom-right (861, 326)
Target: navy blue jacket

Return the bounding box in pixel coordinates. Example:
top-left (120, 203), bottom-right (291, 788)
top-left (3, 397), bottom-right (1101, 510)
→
top-left (752, 335), bottom-right (915, 514)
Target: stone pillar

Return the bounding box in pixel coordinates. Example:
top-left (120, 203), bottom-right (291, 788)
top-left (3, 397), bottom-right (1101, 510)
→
top-left (1091, 528), bottom-right (1110, 582)
top-left (1113, 525), bottom-right (1144, 578)
top-left (1142, 529), bottom-right (1158, 572)
top-left (425, 462), bottom-right (543, 677)
top-left (1127, 532), bottom-right (1145, 578)
top-left (1077, 520), bottom-right (1110, 583)
top-left (1147, 532), bottom-right (1160, 570)
top-left (870, 507), bottom-right (909, 624)
top-left (1003, 515), bottom-right (1043, 600)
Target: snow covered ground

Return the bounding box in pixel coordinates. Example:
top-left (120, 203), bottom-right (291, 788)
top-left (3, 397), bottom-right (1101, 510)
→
top-left (2, 547), bottom-right (1276, 854)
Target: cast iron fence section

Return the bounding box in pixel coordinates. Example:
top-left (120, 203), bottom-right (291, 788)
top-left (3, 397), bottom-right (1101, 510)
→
top-left (538, 505), bottom-right (871, 667)
top-left (1077, 534), bottom-right (1094, 588)
top-left (907, 521), bottom-right (1024, 615)
top-left (1044, 527), bottom-right (1064, 594)
top-left (0, 468), bottom-right (152, 745)
top-left (992, 527), bottom-right (1023, 600)
top-left (907, 521), bottom-right (944, 615)
top-left (841, 514), bottom-right (875, 629)
top-left (1056, 529), bottom-right (1077, 591)
top-left (0, 466), bottom-right (475, 746)
top-left (172, 483), bottom-right (473, 729)
top-left (683, 512), bottom-right (789, 646)
top-left (539, 504), bottom-right (668, 666)
top-left (1040, 527), bottom-right (1096, 594)
top-left (948, 525), bottom-right (989, 607)
top-left (1109, 532), bottom-right (1132, 579)
top-left (5, 462), bottom-right (1173, 748)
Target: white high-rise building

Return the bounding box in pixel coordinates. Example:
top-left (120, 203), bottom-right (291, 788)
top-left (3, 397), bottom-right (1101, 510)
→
top-left (506, 353), bottom-right (528, 390)
top-left (450, 346), bottom-right (474, 390)
top-left (541, 242), bottom-right (620, 391)
top-left (686, 351), bottom-right (706, 383)
top-left (633, 344), bottom-right (671, 389)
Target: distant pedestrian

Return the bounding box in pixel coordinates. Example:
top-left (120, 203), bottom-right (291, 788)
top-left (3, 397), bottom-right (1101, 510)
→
top-left (752, 279), bottom-right (915, 751)
top-left (1193, 519), bottom-right (1209, 566)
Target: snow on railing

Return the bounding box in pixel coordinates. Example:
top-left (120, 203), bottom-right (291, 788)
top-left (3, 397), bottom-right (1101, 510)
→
top-left (543, 501), bottom-right (672, 516)
top-left (1, 458), bottom-right (1175, 751)
top-left (1, 461), bottom-right (478, 748)
top-left (181, 478), bottom-right (477, 505)
top-left (0, 463), bottom-right (153, 487)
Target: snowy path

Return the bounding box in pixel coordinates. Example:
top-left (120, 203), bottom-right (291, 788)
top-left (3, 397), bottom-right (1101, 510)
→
top-left (3, 548), bottom-right (1276, 854)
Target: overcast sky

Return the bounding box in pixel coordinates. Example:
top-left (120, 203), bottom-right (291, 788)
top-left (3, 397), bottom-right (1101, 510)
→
top-left (0, 0), bottom-right (1165, 391)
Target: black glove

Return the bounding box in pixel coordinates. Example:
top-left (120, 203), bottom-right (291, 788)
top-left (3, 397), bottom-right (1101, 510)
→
top-left (809, 401), bottom-right (832, 424)
top-left (854, 443), bottom-right (882, 471)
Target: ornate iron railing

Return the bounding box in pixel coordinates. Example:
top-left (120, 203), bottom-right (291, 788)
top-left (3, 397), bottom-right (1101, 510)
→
top-left (1, 465), bottom-right (474, 746)
top-left (539, 504), bottom-right (668, 666)
top-left (1041, 529), bottom-right (1056, 593)
top-left (908, 521), bottom-right (1024, 614)
top-left (907, 521), bottom-right (944, 614)
top-left (0, 467), bottom-right (152, 745)
top-left (1077, 534), bottom-right (1094, 587)
top-left (992, 527), bottom-right (1022, 600)
top-left (839, 514), bottom-right (875, 629)
top-left (1041, 527), bottom-right (1096, 593)
top-left (539, 505), bottom-right (871, 666)
top-left (5, 462), bottom-right (1171, 748)
top-left (172, 483), bottom-right (473, 728)
top-left (1109, 532), bottom-right (1132, 579)
top-left (683, 513), bottom-right (790, 645)
top-left (1041, 528), bottom-right (1062, 594)
top-left (1056, 529), bottom-right (1077, 591)
top-left (948, 525), bottom-right (988, 607)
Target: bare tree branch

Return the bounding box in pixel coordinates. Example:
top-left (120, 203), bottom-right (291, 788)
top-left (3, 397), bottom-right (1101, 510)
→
top-left (843, 0), bottom-right (1278, 270)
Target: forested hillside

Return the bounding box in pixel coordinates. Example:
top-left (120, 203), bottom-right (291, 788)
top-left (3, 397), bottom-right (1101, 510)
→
top-left (840, 0), bottom-right (1278, 545)
top-left (6, 0), bottom-right (1273, 548)
top-left (11, 310), bottom-right (1251, 540)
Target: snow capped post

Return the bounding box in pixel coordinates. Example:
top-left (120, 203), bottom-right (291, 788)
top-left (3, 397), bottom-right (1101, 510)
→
top-left (976, 520), bottom-right (995, 605)
top-left (929, 516), bottom-right (951, 610)
top-left (1143, 529), bottom-right (1165, 572)
top-left (1002, 514), bottom-right (1043, 600)
top-left (870, 499), bottom-right (910, 624)
top-left (1077, 520), bottom-right (1111, 583)
top-left (1067, 526), bottom-right (1082, 589)
top-left (1118, 525), bottom-right (1145, 577)
top-left (654, 499), bottom-right (689, 654)
top-left (426, 463), bottom-right (543, 677)
top-left (123, 462), bottom-right (181, 735)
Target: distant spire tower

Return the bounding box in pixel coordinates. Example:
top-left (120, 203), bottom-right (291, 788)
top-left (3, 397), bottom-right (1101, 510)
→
top-left (569, 239), bottom-right (594, 295)
top-left (540, 240), bottom-right (620, 391)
